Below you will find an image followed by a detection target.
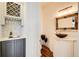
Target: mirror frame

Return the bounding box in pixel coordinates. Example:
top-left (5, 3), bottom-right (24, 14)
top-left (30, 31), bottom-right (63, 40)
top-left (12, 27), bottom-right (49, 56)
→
top-left (56, 13), bottom-right (78, 30)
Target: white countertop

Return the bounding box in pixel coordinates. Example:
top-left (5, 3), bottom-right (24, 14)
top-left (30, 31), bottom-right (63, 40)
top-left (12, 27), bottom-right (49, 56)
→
top-left (0, 37), bottom-right (26, 41)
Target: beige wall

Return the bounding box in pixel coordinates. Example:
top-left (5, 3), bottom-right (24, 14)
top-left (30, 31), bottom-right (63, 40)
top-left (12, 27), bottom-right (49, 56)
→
top-left (41, 2), bottom-right (78, 57)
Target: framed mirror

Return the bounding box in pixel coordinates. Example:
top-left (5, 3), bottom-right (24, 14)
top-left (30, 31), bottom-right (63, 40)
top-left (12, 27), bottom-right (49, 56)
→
top-left (56, 13), bottom-right (78, 30)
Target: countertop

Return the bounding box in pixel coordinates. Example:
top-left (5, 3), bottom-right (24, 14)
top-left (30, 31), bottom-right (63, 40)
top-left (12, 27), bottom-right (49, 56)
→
top-left (0, 37), bottom-right (26, 42)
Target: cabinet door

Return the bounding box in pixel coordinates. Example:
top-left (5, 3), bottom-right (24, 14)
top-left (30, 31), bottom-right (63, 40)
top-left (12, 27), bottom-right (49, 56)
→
top-left (14, 38), bottom-right (26, 57)
top-left (0, 42), bottom-right (2, 57)
top-left (2, 40), bottom-right (15, 57)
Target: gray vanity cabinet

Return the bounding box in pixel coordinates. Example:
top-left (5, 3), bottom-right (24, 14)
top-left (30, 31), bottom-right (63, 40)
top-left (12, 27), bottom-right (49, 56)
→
top-left (0, 38), bottom-right (26, 57)
top-left (14, 39), bottom-right (26, 57)
top-left (2, 40), bottom-right (15, 57)
top-left (0, 42), bottom-right (2, 57)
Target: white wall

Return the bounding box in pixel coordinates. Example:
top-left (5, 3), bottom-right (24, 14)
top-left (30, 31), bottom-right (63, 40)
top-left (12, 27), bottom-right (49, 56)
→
top-left (41, 2), bottom-right (78, 57)
top-left (22, 3), bottom-right (41, 57)
top-left (76, 3), bottom-right (79, 57)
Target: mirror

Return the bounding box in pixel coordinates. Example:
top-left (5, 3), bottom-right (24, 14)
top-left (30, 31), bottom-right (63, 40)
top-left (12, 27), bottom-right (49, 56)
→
top-left (56, 13), bottom-right (78, 30)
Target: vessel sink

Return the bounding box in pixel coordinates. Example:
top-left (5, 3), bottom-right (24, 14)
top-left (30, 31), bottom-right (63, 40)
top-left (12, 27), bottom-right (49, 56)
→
top-left (56, 33), bottom-right (67, 38)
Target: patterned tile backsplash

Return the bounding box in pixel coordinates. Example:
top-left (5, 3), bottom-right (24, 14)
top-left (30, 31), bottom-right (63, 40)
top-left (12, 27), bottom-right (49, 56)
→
top-left (7, 2), bottom-right (20, 17)
top-left (2, 17), bottom-right (22, 38)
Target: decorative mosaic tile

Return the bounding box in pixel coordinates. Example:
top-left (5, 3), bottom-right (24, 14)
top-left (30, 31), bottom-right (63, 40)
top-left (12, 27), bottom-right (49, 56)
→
top-left (7, 2), bottom-right (20, 17)
top-left (2, 17), bottom-right (22, 37)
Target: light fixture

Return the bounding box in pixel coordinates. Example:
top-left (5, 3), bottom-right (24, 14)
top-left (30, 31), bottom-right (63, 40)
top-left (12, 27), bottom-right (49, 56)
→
top-left (58, 6), bottom-right (72, 12)
top-left (56, 5), bottom-right (78, 17)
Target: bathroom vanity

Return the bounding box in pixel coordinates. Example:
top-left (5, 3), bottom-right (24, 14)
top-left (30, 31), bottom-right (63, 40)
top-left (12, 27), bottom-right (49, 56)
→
top-left (0, 38), bottom-right (26, 57)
